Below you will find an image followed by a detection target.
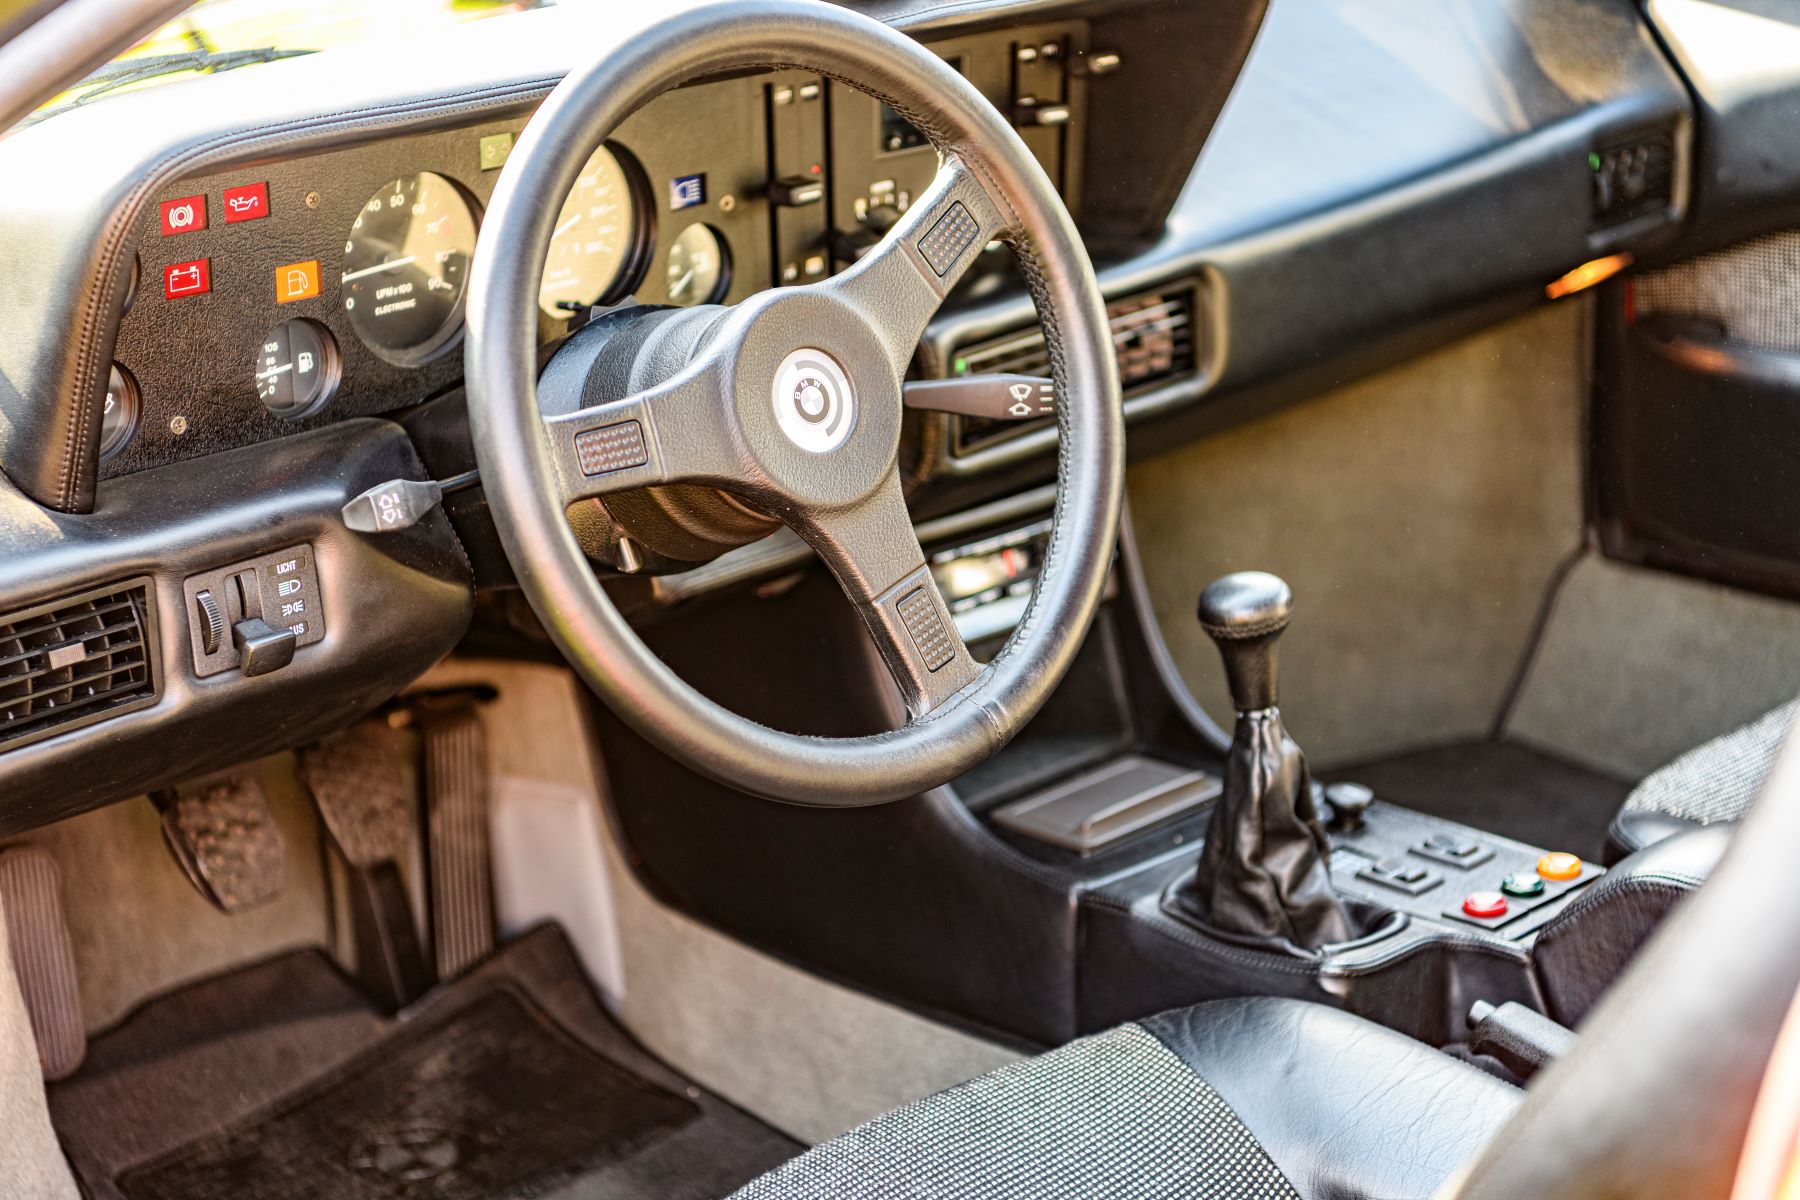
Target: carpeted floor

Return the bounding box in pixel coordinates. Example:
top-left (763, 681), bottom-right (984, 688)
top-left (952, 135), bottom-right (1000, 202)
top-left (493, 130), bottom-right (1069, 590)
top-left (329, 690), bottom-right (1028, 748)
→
top-left (49, 924), bottom-right (800, 1200)
top-left (1327, 738), bottom-right (1634, 861)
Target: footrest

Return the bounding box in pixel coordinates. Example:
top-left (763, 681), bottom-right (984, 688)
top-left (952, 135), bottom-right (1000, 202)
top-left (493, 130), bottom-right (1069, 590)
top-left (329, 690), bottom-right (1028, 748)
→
top-left (0, 846), bottom-right (85, 1079)
top-left (159, 773), bottom-right (285, 914)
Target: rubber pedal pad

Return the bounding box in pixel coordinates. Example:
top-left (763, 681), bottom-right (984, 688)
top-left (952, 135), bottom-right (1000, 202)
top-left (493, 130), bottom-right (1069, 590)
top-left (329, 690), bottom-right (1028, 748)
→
top-left (159, 772), bottom-right (285, 914)
top-left (423, 707), bottom-right (495, 979)
top-left (0, 846), bottom-right (85, 1079)
top-left (299, 718), bottom-right (412, 868)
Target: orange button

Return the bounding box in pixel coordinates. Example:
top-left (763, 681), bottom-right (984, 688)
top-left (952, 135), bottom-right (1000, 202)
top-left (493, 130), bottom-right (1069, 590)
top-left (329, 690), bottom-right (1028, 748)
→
top-left (276, 259), bottom-right (320, 304)
top-left (1537, 851), bottom-right (1583, 882)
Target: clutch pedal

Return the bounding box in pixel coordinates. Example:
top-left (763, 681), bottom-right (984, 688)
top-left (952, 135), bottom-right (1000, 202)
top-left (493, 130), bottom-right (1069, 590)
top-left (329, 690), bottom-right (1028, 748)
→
top-left (0, 846), bottom-right (86, 1079)
top-left (157, 771), bottom-right (285, 914)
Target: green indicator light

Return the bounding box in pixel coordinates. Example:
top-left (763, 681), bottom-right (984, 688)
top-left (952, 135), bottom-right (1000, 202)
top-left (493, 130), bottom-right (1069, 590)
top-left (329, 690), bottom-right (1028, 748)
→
top-left (953, 357), bottom-right (970, 375)
top-left (479, 132), bottom-right (515, 172)
top-left (1588, 151), bottom-right (1601, 171)
top-left (1501, 872), bottom-right (1545, 899)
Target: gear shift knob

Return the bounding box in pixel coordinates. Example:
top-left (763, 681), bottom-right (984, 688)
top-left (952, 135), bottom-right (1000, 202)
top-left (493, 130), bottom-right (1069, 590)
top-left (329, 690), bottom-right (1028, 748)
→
top-left (1198, 571), bottom-right (1292, 712)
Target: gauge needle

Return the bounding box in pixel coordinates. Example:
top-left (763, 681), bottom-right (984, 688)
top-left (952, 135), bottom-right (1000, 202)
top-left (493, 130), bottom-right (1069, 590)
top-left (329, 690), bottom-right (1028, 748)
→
top-left (553, 214), bottom-right (582, 237)
top-left (341, 255), bottom-right (417, 283)
top-left (671, 267), bottom-right (695, 297)
top-left (254, 363), bottom-right (293, 380)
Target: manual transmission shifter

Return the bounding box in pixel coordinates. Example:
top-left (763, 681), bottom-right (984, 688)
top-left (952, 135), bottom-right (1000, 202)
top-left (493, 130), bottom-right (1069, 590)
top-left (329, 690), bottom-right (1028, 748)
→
top-left (1171, 571), bottom-right (1360, 948)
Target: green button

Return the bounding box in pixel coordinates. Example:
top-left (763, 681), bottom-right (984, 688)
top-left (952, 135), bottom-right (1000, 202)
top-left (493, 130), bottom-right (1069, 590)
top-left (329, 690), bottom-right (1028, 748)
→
top-left (479, 132), bottom-right (514, 172)
top-left (1501, 872), bottom-right (1545, 898)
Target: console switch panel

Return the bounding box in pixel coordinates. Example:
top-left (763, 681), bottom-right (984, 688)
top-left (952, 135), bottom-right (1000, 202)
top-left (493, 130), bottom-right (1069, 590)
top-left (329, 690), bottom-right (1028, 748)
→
top-left (184, 544), bottom-right (323, 678)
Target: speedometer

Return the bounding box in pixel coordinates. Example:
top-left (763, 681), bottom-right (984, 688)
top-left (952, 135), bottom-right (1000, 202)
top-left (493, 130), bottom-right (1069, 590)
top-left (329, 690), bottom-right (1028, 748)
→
top-left (540, 144), bottom-right (646, 318)
top-left (341, 172), bottom-right (478, 365)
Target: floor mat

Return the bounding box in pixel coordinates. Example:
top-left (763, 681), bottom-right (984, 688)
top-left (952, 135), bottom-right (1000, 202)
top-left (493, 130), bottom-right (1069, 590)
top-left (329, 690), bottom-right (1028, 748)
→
top-left (51, 925), bottom-right (801, 1200)
top-left (1328, 738), bottom-right (1634, 861)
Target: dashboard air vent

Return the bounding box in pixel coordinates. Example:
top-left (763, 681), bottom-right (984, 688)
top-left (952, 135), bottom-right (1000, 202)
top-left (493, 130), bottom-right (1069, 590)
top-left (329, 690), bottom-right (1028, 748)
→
top-left (949, 279), bottom-right (1200, 456)
top-left (0, 580), bottom-right (157, 753)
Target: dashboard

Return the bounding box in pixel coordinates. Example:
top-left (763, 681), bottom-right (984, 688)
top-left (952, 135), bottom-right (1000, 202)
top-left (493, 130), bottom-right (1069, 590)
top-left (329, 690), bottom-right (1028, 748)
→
top-left (101, 21), bottom-right (1088, 479)
top-left (0, 0), bottom-right (1737, 831)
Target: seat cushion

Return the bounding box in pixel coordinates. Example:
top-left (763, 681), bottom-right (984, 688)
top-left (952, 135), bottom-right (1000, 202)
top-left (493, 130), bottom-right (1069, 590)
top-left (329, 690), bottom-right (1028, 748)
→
top-left (729, 997), bottom-right (1519, 1200)
top-left (1610, 699), bottom-right (1797, 857)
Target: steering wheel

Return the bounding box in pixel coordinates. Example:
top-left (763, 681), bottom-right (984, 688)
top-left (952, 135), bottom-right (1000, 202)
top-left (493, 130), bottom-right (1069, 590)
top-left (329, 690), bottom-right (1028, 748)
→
top-left (465, 0), bottom-right (1123, 806)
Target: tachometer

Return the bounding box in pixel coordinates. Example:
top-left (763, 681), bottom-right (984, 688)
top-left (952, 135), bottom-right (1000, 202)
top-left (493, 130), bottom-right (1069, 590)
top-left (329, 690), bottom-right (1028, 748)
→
top-left (540, 144), bottom-right (645, 317)
top-left (341, 172), bottom-right (477, 364)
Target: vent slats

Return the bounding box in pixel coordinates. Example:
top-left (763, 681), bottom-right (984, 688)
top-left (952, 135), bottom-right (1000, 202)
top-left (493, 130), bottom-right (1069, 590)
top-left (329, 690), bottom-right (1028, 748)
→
top-left (950, 281), bottom-right (1200, 456)
top-left (0, 582), bottom-right (156, 752)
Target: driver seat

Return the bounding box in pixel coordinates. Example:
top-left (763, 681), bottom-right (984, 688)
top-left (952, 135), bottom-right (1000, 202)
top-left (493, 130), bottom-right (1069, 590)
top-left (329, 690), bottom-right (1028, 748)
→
top-left (730, 996), bottom-right (1518, 1200)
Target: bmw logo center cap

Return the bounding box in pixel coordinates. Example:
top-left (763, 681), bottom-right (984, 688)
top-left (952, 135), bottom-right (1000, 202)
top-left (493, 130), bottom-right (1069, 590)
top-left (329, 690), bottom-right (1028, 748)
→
top-left (772, 348), bottom-right (857, 453)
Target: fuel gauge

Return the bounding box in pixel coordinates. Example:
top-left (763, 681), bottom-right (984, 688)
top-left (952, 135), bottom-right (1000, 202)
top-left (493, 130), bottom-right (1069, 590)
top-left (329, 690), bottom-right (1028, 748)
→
top-left (255, 319), bottom-right (339, 420)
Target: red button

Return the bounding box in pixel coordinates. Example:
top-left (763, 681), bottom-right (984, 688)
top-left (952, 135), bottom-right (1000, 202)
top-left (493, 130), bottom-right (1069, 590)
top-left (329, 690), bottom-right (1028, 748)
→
top-left (222, 182), bottom-right (268, 223)
top-left (162, 258), bottom-right (210, 299)
top-left (159, 195), bottom-right (206, 236)
top-left (1462, 891), bottom-right (1508, 919)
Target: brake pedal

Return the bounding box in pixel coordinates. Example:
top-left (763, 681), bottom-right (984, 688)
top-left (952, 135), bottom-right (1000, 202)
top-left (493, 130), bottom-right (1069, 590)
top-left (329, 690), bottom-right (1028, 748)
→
top-left (0, 847), bottom-right (85, 1080)
top-left (301, 719), bottom-right (412, 868)
top-left (300, 719), bottom-right (430, 1009)
top-left (158, 772), bottom-right (285, 914)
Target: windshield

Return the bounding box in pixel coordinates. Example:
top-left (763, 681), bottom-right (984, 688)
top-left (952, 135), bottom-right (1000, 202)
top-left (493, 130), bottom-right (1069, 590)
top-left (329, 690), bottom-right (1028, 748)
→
top-left (19, 0), bottom-right (560, 130)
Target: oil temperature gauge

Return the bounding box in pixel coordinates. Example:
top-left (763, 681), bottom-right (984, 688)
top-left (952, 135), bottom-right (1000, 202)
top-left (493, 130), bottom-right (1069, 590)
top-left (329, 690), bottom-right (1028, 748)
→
top-left (255, 319), bottom-right (340, 420)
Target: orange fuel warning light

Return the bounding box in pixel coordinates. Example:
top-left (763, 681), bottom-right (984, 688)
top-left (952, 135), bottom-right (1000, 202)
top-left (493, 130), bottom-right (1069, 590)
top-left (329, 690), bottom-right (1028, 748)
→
top-left (276, 259), bottom-right (321, 304)
top-left (1546, 252), bottom-right (1633, 300)
top-left (1537, 851), bottom-right (1584, 882)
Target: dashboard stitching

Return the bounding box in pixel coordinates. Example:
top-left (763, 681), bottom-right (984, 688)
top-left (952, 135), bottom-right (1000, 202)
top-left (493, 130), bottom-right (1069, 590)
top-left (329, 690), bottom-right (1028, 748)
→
top-left (61, 76), bottom-right (566, 509)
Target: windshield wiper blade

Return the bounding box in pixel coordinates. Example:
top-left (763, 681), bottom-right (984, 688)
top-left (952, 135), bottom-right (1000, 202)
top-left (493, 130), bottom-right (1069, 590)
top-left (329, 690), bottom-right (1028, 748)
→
top-left (21, 46), bottom-right (315, 126)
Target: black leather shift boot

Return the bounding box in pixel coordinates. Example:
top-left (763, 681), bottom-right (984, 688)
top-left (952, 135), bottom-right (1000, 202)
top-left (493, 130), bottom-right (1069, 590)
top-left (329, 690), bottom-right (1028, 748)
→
top-left (1174, 708), bottom-right (1358, 948)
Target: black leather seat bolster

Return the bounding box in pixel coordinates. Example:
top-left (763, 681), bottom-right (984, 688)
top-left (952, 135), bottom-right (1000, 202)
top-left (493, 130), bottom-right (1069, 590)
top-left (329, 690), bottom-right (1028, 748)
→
top-left (1140, 998), bottom-right (1521, 1200)
top-left (1606, 808), bottom-right (1704, 862)
top-left (1534, 823), bottom-right (1733, 1026)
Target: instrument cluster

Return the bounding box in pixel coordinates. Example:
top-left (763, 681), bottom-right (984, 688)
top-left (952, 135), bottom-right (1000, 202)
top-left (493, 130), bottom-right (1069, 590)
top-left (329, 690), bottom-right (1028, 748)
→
top-left (102, 21), bottom-right (1088, 480)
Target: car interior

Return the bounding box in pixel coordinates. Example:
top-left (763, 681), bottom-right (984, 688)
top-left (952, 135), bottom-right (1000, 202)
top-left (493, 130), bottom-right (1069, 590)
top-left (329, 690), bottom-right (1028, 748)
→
top-left (1, 0), bottom-right (1799, 1196)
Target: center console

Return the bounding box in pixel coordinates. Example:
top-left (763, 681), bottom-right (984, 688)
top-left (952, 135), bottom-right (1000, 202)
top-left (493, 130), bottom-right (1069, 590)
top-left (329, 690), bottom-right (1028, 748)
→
top-left (979, 565), bottom-right (1612, 1048)
top-left (595, 499), bottom-right (1657, 1054)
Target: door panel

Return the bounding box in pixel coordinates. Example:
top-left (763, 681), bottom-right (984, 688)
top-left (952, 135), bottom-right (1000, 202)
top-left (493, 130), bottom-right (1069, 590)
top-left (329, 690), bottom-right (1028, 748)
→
top-left (1593, 231), bottom-right (1800, 601)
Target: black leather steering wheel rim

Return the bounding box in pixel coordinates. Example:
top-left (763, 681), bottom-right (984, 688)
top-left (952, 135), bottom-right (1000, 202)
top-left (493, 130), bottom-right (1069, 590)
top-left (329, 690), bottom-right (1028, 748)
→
top-left (465, 0), bottom-right (1123, 806)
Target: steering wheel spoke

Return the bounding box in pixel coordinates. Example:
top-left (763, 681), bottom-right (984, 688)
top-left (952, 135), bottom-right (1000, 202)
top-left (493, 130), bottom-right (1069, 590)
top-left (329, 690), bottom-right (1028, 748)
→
top-left (543, 357), bottom-right (738, 503)
top-left (824, 153), bottom-right (1012, 373)
top-left (789, 473), bottom-right (982, 719)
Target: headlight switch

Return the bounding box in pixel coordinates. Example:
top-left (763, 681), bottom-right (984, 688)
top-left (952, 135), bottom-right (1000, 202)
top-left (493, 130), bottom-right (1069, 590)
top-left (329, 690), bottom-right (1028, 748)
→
top-left (183, 544), bottom-right (323, 679)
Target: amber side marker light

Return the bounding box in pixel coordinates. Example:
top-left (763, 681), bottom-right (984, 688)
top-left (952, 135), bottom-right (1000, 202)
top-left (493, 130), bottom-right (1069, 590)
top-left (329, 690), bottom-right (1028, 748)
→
top-left (1545, 252), bottom-right (1633, 300)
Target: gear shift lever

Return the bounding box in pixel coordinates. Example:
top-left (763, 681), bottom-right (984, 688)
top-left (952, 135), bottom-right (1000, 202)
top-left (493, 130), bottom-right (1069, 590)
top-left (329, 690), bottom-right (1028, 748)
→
top-left (1172, 571), bottom-right (1360, 948)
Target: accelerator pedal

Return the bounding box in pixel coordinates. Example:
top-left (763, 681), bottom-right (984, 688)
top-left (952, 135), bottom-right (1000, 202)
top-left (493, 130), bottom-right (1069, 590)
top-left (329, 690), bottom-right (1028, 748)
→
top-left (299, 718), bottom-right (431, 1009)
top-left (0, 846), bottom-right (86, 1079)
top-left (157, 771), bottom-right (285, 914)
top-left (416, 694), bottom-right (497, 979)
